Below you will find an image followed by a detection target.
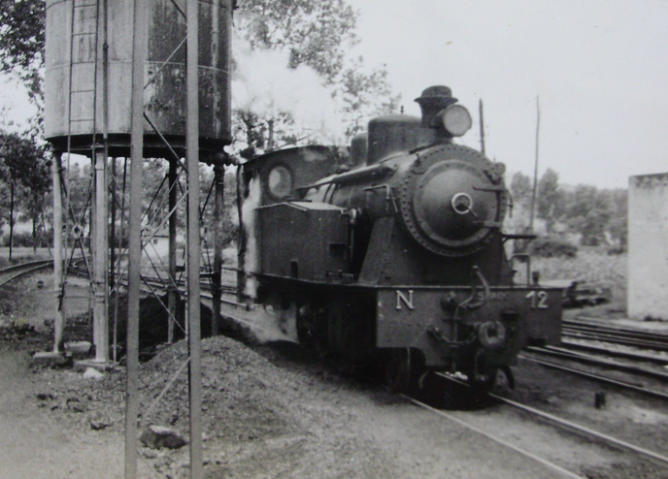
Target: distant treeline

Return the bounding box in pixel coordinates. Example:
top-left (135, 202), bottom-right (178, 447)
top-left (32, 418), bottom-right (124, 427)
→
top-left (509, 169), bottom-right (627, 250)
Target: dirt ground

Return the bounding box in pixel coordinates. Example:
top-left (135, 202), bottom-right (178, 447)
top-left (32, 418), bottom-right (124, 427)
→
top-left (0, 327), bottom-right (565, 479)
top-left (2, 265), bottom-right (668, 479)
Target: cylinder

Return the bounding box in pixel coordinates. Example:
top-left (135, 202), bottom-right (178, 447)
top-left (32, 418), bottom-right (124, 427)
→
top-left (44, 0), bottom-right (232, 157)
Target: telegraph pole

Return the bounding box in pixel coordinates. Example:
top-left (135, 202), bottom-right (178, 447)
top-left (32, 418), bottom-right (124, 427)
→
top-left (479, 99), bottom-right (486, 155)
top-left (529, 96), bottom-right (540, 232)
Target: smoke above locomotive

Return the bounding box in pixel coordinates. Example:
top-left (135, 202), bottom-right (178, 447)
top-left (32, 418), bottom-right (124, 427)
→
top-left (238, 85), bottom-right (562, 398)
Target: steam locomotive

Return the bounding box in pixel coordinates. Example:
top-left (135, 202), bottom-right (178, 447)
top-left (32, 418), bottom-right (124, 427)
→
top-left (237, 85), bottom-right (561, 396)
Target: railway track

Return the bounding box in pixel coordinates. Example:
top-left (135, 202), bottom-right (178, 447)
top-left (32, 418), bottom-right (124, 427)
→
top-left (525, 345), bottom-right (668, 382)
top-left (397, 317), bottom-right (668, 476)
top-left (520, 354), bottom-right (668, 401)
top-left (559, 338), bottom-right (668, 365)
top-left (400, 372), bottom-right (668, 479)
top-left (520, 337), bottom-right (668, 401)
top-left (563, 318), bottom-right (668, 352)
top-left (0, 259), bottom-right (54, 288)
top-left (401, 393), bottom-right (584, 479)
top-left (528, 317), bottom-right (668, 401)
top-left (485, 390), bottom-right (668, 466)
top-left (9, 258), bottom-right (668, 476)
top-left (138, 274), bottom-right (238, 296)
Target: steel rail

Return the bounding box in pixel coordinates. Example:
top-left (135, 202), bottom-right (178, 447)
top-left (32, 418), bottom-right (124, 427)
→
top-left (111, 272), bottom-right (237, 295)
top-left (486, 391), bottom-right (668, 467)
top-left (562, 330), bottom-right (668, 352)
top-left (433, 372), bottom-right (668, 470)
top-left (526, 346), bottom-right (668, 382)
top-left (564, 319), bottom-right (668, 339)
top-left (520, 355), bottom-right (668, 401)
top-left (0, 260), bottom-right (55, 287)
top-left (560, 339), bottom-right (668, 366)
top-left (563, 327), bottom-right (668, 344)
top-left (399, 394), bottom-right (585, 479)
top-left (563, 320), bottom-right (668, 344)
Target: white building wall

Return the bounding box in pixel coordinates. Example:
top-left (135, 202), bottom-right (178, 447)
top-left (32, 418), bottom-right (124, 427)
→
top-left (628, 173), bottom-right (668, 319)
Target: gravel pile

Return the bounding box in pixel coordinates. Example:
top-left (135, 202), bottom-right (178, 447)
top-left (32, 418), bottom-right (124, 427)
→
top-left (38, 335), bottom-right (398, 479)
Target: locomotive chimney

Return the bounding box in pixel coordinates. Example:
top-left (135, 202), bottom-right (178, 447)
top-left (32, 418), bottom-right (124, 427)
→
top-left (415, 85), bottom-right (458, 128)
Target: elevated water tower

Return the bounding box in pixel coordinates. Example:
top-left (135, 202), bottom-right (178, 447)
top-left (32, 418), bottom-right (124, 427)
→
top-left (45, 1), bottom-right (233, 477)
top-left (45, 0), bottom-right (234, 355)
top-left (45, 0), bottom-right (232, 157)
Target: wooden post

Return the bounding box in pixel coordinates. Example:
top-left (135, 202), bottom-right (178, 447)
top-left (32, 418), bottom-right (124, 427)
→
top-left (529, 96), bottom-right (540, 232)
top-left (479, 99), bottom-right (486, 155)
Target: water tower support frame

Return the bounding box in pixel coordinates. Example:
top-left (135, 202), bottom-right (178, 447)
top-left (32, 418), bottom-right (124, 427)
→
top-left (52, 154), bottom-right (65, 353)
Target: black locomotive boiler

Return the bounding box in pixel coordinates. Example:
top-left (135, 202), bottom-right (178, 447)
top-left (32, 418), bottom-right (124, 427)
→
top-left (237, 85), bottom-right (561, 394)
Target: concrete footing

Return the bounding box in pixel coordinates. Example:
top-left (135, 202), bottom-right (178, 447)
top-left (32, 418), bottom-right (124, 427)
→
top-left (32, 351), bottom-right (72, 368)
top-left (74, 359), bottom-right (118, 371)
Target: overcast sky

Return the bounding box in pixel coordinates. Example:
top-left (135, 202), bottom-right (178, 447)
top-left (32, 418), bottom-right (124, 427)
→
top-left (2, 0), bottom-right (667, 189)
top-left (347, 0), bottom-right (668, 189)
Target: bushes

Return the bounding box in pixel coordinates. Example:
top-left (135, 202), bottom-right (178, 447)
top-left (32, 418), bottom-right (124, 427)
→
top-left (1, 230), bottom-right (52, 248)
top-left (529, 237), bottom-right (578, 258)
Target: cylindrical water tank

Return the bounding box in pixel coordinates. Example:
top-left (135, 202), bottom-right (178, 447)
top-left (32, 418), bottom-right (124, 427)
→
top-left (45, 0), bottom-right (232, 157)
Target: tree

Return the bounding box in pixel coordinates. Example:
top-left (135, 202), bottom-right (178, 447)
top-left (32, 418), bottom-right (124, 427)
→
top-left (236, 0), bottom-right (358, 83)
top-left (607, 188), bottom-right (627, 249)
top-left (561, 184), bottom-right (620, 247)
top-left (335, 57), bottom-right (401, 137)
top-left (0, 0), bottom-right (45, 106)
top-left (1, 0), bottom-right (357, 104)
top-left (567, 184), bottom-right (597, 219)
top-left (3, 0), bottom-right (400, 153)
top-left (537, 168), bottom-right (559, 218)
top-left (0, 130), bottom-right (50, 257)
top-left (510, 171), bottom-right (532, 208)
top-left (233, 0), bottom-right (400, 152)
top-left (17, 135), bottom-right (50, 251)
top-left (537, 168), bottom-right (565, 233)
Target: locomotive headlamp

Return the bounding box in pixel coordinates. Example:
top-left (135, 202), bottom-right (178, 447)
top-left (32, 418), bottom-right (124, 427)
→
top-left (440, 104), bottom-right (472, 137)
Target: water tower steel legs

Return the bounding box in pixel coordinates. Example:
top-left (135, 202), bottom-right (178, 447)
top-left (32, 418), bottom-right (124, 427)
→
top-left (52, 153), bottom-right (65, 354)
top-left (211, 163), bottom-right (225, 336)
top-left (168, 158), bottom-right (178, 344)
top-left (93, 150), bottom-right (109, 363)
